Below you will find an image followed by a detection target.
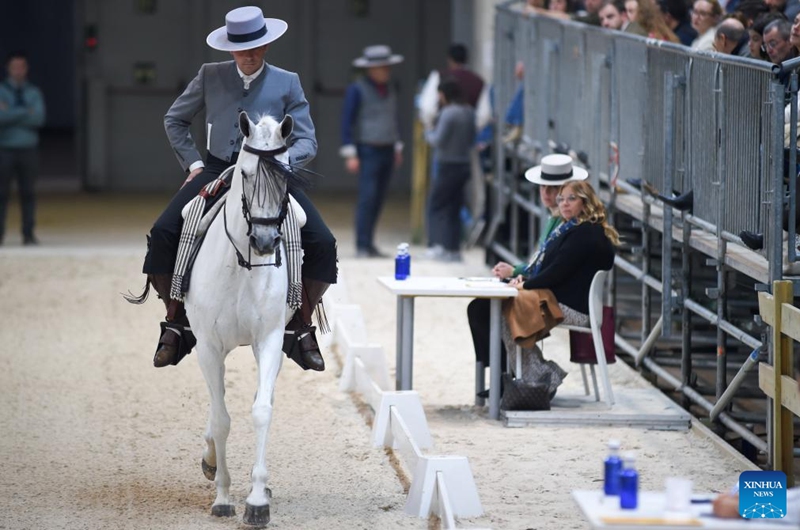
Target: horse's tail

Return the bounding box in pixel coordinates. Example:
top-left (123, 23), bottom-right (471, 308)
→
top-left (122, 278), bottom-right (150, 305)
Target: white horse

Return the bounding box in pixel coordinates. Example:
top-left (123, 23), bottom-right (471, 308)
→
top-left (186, 111), bottom-right (302, 526)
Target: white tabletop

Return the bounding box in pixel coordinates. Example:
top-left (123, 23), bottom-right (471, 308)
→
top-left (377, 276), bottom-right (519, 299)
top-left (573, 490), bottom-right (795, 529)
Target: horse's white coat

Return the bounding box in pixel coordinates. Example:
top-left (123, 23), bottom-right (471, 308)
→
top-left (185, 113), bottom-right (294, 515)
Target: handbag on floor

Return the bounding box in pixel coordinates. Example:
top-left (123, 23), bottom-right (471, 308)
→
top-left (569, 306), bottom-right (616, 365)
top-left (499, 373), bottom-right (551, 411)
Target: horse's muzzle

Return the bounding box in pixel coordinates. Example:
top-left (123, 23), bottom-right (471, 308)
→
top-left (250, 227), bottom-right (281, 256)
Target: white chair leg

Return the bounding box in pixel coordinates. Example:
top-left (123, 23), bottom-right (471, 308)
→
top-left (514, 345), bottom-right (522, 378)
top-left (589, 365), bottom-right (600, 402)
top-left (593, 334), bottom-right (615, 407)
top-left (580, 364), bottom-right (590, 396)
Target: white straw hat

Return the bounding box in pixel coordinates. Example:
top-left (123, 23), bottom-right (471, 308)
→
top-left (524, 154), bottom-right (589, 186)
top-left (352, 45), bottom-right (404, 68)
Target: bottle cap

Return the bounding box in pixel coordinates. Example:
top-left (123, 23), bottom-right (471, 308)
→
top-left (398, 242), bottom-right (409, 251)
top-left (622, 452), bottom-right (636, 462)
top-left (607, 440), bottom-right (621, 450)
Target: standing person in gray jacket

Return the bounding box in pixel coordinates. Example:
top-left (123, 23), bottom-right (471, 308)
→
top-left (143, 6), bottom-right (337, 373)
top-left (424, 79), bottom-right (476, 262)
top-left (0, 51), bottom-right (45, 246)
top-left (340, 45), bottom-right (404, 258)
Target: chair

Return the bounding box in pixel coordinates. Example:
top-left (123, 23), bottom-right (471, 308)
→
top-left (560, 269), bottom-right (614, 407)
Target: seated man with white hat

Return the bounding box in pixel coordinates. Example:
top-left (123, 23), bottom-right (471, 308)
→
top-left (141, 6), bottom-right (337, 372)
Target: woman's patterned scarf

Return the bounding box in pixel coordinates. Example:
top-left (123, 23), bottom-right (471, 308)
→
top-left (524, 218), bottom-right (578, 278)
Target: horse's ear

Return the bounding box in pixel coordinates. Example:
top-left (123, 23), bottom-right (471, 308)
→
top-left (239, 111), bottom-right (252, 138)
top-left (279, 115), bottom-right (294, 139)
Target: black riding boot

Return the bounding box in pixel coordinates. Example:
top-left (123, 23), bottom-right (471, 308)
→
top-left (283, 278), bottom-right (330, 371)
top-left (149, 273), bottom-right (194, 367)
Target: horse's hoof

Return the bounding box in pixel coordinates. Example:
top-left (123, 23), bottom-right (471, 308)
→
top-left (210, 504), bottom-right (235, 517)
top-left (265, 487), bottom-right (272, 500)
top-left (201, 459), bottom-right (216, 481)
top-left (243, 502), bottom-right (270, 527)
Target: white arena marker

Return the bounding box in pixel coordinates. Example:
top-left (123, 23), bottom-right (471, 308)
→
top-left (405, 455), bottom-right (483, 519)
top-left (339, 344), bottom-right (391, 393)
top-left (371, 391), bottom-right (433, 450)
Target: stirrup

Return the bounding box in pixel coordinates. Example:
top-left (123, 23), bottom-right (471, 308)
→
top-left (283, 326), bottom-right (324, 371)
top-left (155, 321), bottom-right (197, 366)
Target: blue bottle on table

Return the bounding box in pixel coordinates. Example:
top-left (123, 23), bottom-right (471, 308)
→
top-left (395, 243), bottom-right (410, 280)
top-left (604, 439), bottom-right (622, 496)
top-left (619, 452), bottom-right (639, 510)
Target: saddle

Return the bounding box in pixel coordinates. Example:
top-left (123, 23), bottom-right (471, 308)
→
top-left (172, 166), bottom-right (307, 302)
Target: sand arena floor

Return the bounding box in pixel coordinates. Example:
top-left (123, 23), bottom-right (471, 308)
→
top-left (0, 192), bottom-right (755, 529)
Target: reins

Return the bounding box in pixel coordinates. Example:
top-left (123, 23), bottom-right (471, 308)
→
top-left (223, 143), bottom-right (290, 270)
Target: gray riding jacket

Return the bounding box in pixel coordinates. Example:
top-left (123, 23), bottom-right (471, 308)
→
top-left (164, 61), bottom-right (317, 172)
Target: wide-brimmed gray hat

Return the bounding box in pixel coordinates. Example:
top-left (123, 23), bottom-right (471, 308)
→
top-left (525, 154), bottom-right (589, 186)
top-left (206, 6), bottom-right (288, 52)
top-left (352, 45), bottom-right (404, 68)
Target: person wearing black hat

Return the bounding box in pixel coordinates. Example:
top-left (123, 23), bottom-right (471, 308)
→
top-left (142, 6), bottom-right (336, 372)
top-left (340, 45), bottom-right (404, 258)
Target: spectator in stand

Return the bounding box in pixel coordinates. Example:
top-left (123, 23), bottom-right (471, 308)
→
top-left (792, 10), bottom-right (800, 49)
top-left (626, 0), bottom-right (640, 20)
top-left (443, 44), bottom-right (484, 109)
top-left (636, 0), bottom-right (682, 40)
top-left (599, 0), bottom-right (650, 34)
top-left (546, 0), bottom-right (576, 13)
top-left (713, 17), bottom-right (752, 54)
top-left (574, 0), bottom-right (604, 25)
top-left (765, 0), bottom-right (800, 25)
top-left (691, 0), bottom-right (724, 49)
top-left (659, 0), bottom-right (700, 45)
top-left (749, 11), bottom-right (787, 58)
top-left (734, 0), bottom-right (769, 25)
top-left (763, 18), bottom-right (798, 61)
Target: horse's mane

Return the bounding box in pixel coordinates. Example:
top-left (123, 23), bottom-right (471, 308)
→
top-left (245, 115), bottom-right (311, 191)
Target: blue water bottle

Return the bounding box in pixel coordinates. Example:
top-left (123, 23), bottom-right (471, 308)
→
top-left (604, 440), bottom-right (622, 496)
top-left (395, 243), bottom-right (410, 280)
top-left (619, 452), bottom-right (639, 510)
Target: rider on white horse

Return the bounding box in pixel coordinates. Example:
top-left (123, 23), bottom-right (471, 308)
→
top-left (141, 6), bottom-right (336, 372)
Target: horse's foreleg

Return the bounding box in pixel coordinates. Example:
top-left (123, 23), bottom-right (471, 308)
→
top-left (201, 417), bottom-right (217, 481)
top-left (197, 348), bottom-right (234, 517)
top-left (243, 329), bottom-right (284, 527)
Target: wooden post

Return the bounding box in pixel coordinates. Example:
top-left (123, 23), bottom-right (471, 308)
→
top-left (771, 280), bottom-right (794, 482)
top-left (410, 119), bottom-right (430, 245)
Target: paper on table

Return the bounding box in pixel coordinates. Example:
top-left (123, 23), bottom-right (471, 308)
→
top-left (461, 277), bottom-right (511, 288)
top-left (599, 516), bottom-right (702, 526)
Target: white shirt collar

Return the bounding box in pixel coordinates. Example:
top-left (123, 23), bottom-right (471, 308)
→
top-left (237, 62), bottom-right (265, 90)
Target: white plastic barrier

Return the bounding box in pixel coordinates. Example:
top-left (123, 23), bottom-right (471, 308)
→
top-left (331, 308), bottom-right (485, 527)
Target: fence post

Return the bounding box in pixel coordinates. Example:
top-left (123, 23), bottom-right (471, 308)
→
top-left (771, 280), bottom-right (794, 477)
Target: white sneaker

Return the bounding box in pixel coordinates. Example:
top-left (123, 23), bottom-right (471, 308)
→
top-left (436, 250), bottom-right (463, 263)
top-left (422, 245), bottom-right (445, 260)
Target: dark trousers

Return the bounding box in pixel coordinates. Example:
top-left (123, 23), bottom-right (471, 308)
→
top-left (143, 154), bottom-right (337, 284)
top-left (355, 144), bottom-right (394, 251)
top-left (0, 147), bottom-right (38, 240)
top-left (467, 298), bottom-right (507, 367)
top-left (429, 162), bottom-right (470, 251)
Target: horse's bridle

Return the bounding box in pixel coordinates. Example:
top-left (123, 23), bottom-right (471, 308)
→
top-left (223, 143), bottom-right (290, 270)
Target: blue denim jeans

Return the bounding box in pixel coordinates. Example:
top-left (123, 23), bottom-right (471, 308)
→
top-left (355, 144), bottom-right (394, 250)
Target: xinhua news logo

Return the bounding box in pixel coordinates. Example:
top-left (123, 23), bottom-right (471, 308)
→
top-left (738, 471), bottom-right (787, 519)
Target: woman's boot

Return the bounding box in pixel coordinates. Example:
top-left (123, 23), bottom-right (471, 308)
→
top-left (283, 278), bottom-right (330, 371)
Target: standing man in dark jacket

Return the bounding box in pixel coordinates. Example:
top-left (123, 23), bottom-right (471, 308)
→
top-left (0, 51), bottom-right (45, 246)
top-left (340, 45), bottom-right (404, 258)
top-left (443, 44), bottom-right (484, 109)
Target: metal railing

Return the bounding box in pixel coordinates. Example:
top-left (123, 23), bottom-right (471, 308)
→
top-left (489, 1), bottom-right (800, 467)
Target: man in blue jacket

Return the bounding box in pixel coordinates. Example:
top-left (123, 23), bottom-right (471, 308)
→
top-left (340, 45), bottom-right (404, 258)
top-left (0, 51), bottom-right (45, 246)
top-left (144, 6), bottom-right (337, 372)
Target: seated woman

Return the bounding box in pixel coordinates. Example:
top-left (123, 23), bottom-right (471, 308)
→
top-left (468, 177), bottom-right (619, 398)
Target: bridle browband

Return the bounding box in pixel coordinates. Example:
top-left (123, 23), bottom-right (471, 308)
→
top-left (223, 143), bottom-right (290, 270)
